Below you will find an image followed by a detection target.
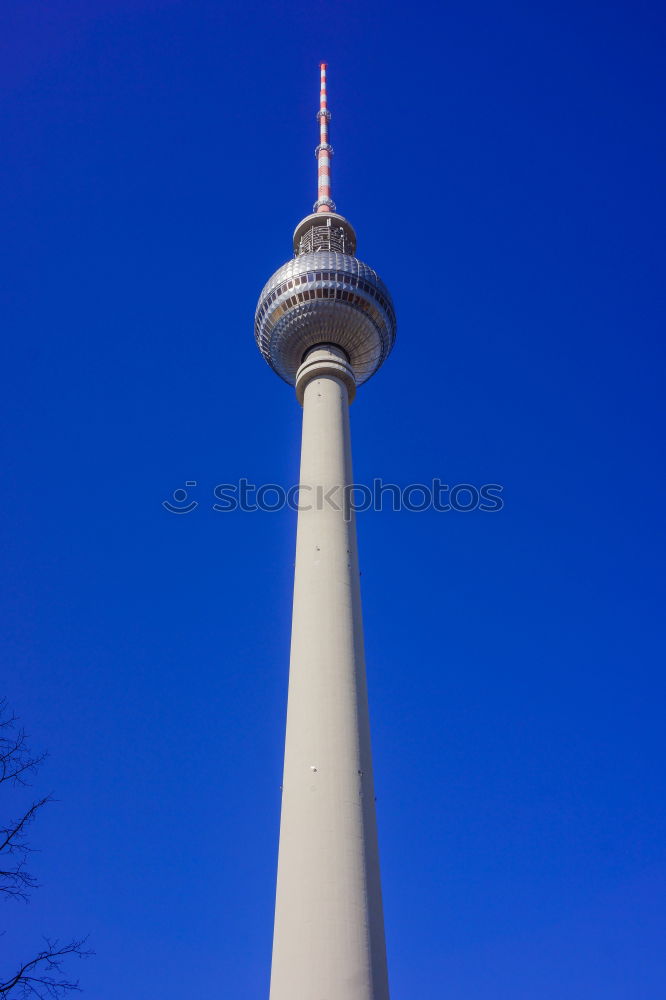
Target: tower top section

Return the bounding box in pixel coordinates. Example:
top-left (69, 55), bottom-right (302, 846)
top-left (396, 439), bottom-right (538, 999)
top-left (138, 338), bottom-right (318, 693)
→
top-left (254, 65), bottom-right (396, 390)
top-left (314, 62), bottom-right (335, 213)
top-left (296, 64), bottom-right (354, 255)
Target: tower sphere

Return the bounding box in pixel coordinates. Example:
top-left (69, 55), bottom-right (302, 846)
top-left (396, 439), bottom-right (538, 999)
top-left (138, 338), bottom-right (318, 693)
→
top-left (254, 213), bottom-right (396, 387)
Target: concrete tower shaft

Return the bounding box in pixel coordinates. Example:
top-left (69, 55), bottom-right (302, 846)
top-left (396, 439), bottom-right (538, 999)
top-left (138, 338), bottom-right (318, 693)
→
top-left (269, 345), bottom-right (390, 1000)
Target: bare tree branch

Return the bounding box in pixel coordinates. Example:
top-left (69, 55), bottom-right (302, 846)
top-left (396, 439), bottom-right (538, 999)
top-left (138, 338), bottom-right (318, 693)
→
top-left (1, 797), bottom-right (52, 856)
top-left (0, 703), bottom-right (91, 996)
top-left (0, 860), bottom-right (38, 902)
top-left (0, 797), bottom-right (52, 903)
top-left (0, 703), bottom-right (47, 788)
top-left (0, 939), bottom-right (91, 999)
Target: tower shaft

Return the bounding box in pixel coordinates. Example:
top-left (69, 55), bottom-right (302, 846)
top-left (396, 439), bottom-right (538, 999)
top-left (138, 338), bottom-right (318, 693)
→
top-left (269, 346), bottom-right (390, 1000)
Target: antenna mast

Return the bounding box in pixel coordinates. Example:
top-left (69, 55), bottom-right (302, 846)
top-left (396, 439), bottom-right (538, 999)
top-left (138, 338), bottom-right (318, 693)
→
top-left (314, 62), bottom-right (335, 213)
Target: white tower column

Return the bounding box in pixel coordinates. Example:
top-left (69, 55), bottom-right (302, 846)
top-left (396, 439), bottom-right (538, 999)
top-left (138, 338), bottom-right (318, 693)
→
top-left (269, 345), bottom-right (390, 1000)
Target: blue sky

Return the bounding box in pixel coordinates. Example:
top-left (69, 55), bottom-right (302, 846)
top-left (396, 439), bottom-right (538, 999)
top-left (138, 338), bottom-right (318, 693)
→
top-left (1, 1), bottom-right (664, 997)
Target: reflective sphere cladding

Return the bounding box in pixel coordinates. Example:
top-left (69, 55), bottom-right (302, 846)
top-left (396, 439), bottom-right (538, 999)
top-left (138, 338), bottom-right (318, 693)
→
top-left (254, 252), bottom-right (396, 386)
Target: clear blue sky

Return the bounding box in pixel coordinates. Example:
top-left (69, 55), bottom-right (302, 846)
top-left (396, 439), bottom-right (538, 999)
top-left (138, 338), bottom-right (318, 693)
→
top-left (2, 1), bottom-right (664, 997)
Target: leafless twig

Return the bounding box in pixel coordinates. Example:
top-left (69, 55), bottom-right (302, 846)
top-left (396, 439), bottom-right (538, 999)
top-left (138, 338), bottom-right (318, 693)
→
top-left (0, 938), bottom-right (92, 999)
top-left (0, 703), bottom-right (91, 996)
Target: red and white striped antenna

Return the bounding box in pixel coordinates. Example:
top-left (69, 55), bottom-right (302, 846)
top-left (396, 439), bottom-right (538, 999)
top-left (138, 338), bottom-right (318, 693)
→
top-left (314, 62), bottom-right (335, 213)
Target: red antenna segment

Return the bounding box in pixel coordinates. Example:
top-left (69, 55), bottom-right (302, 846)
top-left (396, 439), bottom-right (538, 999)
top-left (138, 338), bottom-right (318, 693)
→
top-left (314, 62), bottom-right (335, 213)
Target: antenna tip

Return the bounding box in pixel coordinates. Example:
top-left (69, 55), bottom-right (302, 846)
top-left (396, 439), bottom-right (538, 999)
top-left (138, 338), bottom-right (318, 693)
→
top-left (320, 62), bottom-right (327, 69)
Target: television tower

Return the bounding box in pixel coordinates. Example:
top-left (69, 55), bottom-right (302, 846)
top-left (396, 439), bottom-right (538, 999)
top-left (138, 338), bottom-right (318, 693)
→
top-left (255, 64), bottom-right (396, 1000)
